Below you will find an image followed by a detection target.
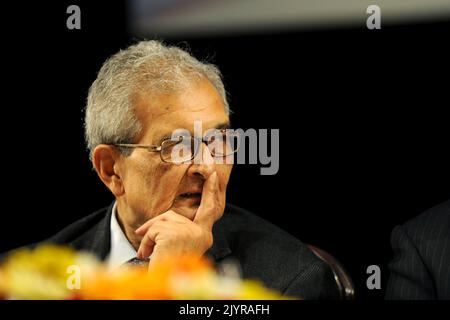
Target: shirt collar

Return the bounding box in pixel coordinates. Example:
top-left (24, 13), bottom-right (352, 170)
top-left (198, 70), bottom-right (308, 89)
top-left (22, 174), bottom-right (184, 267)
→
top-left (106, 201), bottom-right (138, 271)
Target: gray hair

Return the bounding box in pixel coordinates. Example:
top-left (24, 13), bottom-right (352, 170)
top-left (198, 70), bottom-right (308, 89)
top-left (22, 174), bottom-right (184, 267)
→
top-left (84, 40), bottom-right (229, 159)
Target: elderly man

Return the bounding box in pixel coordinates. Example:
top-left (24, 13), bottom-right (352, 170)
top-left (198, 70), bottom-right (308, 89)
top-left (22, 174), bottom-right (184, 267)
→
top-left (17, 41), bottom-right (339, 299)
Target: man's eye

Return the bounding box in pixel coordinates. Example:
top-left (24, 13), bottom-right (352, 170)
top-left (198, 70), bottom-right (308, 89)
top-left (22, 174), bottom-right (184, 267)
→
top-left (164, 138), bottom-right (183, 147)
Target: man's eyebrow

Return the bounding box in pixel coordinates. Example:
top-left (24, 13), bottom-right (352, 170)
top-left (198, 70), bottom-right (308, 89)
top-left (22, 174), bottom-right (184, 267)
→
top-left (155, 122), bottom-right (231, 144)
top-left (155, 133), bottom-right (174, 145)
top-left (155, 131), bottom-right (192, 145)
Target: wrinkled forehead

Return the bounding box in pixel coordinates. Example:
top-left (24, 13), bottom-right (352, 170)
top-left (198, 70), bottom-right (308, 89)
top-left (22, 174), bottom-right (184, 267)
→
top-left (132, 80), bottom-right (229, 144)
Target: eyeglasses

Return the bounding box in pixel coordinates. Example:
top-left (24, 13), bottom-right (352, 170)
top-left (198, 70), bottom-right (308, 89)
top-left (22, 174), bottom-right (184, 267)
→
top-left (113, 129), bottom-right (240, 164)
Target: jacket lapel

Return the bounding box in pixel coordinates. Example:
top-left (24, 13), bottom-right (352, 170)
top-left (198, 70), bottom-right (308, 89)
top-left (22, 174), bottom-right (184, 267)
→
top-left (70, 203), bottom-right (113, 261)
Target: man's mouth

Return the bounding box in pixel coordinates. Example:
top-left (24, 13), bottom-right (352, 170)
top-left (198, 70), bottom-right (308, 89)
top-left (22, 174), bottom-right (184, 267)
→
top-left (176, 190), bottom-right (202, 206)
top-left (178, 192), bottom-right (202, 199)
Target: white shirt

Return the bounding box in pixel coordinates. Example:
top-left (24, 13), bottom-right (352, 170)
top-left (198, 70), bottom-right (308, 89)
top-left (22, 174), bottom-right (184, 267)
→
top-left (106, 201), bottom-right (138, 271)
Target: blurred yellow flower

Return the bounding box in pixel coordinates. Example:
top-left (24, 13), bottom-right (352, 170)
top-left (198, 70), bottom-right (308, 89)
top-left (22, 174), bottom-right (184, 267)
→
top-left (0, 245), bottom-right (99, 300)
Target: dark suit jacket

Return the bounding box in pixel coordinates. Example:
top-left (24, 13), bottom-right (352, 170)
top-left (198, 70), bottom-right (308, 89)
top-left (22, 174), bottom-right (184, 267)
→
top-left (10, 202), bottom-right (339, 300)
top-left (385, 199), bottom-right (450, 300)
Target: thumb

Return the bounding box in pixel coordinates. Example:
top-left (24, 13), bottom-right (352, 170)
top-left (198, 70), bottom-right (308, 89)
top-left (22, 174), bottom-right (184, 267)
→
top-left (193, 171), bottom-right (219, 229)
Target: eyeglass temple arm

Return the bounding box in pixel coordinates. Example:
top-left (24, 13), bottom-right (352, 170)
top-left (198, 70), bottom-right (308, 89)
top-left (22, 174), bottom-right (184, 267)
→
top-left (114, 143), bottom-right (161, 152)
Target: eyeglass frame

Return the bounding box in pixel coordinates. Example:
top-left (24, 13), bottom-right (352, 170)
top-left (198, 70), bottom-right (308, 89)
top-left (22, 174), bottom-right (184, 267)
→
top-left (112, 129), bottom-right (240, 163)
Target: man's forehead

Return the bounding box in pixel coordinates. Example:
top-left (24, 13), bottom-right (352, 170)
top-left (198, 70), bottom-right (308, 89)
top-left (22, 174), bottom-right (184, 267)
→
top-left (133, 79), bottom-right (225, 117)
top-left (148, 103), bottom-right (214, 119)
top-left (136, 102), bottom-right (229, 141)
top-left (152, 118), bottom-right (230, 141)
top-left (141, 101), bottom-right (228, 128)
top-left (132, 79), bottom-right (228, 141)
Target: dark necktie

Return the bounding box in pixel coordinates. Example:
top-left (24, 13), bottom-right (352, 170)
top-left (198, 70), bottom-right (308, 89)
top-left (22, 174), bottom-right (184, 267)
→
top-left (124, 257), bottom-right (150, 268)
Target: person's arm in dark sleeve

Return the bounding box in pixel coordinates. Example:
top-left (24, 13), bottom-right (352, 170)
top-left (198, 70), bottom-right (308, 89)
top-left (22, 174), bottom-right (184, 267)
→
top-left (385, 225), bottom-right (436, 300)
top-left (283, 260), bottom-right (340, 300)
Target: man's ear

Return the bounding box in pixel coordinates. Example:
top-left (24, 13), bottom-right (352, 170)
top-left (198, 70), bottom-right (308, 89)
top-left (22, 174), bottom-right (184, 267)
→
top-left (92, 144), bottom-right (125, 197)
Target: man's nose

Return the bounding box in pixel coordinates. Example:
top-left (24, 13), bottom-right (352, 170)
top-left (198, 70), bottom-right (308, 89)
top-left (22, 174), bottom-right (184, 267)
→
top-left (186, 143), bottom-right (215, 179)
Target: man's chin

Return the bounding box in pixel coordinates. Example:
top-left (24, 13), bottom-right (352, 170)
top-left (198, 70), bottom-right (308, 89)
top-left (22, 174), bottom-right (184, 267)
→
top-left (171, 202), bottom-right (200, 221)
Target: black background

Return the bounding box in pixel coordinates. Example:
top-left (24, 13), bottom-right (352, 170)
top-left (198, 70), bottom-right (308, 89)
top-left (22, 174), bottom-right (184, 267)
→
top-left (1, 1), bottom-right (449, 300)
